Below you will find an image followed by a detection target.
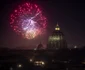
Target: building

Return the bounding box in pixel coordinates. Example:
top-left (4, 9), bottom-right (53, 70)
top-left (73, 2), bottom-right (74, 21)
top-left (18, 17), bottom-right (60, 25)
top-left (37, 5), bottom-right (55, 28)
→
top-left (37, 42), bottom-right (44, 50)
top-left (47, 24), bottom-right (67, 49)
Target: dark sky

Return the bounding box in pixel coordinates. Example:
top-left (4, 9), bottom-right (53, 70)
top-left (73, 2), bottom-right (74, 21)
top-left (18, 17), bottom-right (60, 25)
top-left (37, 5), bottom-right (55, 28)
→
top-left (0, 0), bottom-right (85, 49)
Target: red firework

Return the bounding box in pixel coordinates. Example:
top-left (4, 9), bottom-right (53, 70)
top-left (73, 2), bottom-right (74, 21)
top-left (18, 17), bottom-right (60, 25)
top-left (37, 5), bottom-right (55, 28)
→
top-left (10, 2), bottom-right (47, 39)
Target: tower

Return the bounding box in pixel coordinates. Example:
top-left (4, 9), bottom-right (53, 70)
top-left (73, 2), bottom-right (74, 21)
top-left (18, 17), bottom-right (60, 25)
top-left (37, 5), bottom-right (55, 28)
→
top-left (47, 23), bottom-right (67, 49)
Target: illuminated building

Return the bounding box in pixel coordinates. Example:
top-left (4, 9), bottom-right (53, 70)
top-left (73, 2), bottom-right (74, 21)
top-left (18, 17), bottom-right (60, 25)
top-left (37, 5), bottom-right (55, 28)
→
top-left (47, 23), bottom-right (67, 49)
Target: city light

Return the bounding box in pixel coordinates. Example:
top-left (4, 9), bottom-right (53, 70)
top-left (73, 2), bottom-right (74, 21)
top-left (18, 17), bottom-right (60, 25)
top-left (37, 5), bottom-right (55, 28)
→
top-left (34, 61), bottom-right (45, 66)
top-left (34, 48), bottom-right (37, 50)
top-left (74, 45), bottom-right (77, 48)
top-left (30, 58), bottom-right (33, 62)
top-left (17, 64), bottom-right (22, 68)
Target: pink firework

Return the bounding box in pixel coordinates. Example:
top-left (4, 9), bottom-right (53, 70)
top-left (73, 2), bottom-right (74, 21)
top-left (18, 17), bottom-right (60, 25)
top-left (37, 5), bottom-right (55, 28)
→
top-left (10, 2), bottom-right (47, 39)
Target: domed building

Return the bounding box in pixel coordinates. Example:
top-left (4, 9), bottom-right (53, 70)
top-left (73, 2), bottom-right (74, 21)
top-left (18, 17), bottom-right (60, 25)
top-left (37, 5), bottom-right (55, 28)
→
top-left (37, 42), bottom-right (44, 50)
top-left (47, 24), bottom-right (67, 49)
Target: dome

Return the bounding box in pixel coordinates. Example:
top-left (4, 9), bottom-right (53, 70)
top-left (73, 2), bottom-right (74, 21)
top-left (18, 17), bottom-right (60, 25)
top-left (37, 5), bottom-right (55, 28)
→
top-left (37, 42), bottom-right (44, 50)
top-left (47, 23), bottom-right (67, 49)
top-left (52, 30), bottom-right (64, 36)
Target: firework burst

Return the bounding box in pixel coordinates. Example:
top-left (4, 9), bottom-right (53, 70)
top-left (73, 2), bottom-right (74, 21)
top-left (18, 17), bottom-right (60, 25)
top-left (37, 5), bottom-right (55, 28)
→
top-left (10, 2), bottom-right (47, 39)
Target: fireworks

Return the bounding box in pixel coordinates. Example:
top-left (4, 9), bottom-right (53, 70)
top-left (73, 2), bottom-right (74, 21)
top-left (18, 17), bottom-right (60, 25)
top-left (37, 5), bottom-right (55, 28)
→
top-left (10, 2), bottom-right (47, 39)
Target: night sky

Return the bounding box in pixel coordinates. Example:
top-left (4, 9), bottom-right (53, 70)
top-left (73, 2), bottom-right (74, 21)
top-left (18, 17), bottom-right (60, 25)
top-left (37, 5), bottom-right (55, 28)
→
top-left (0, 0), bottom-right (85, 49)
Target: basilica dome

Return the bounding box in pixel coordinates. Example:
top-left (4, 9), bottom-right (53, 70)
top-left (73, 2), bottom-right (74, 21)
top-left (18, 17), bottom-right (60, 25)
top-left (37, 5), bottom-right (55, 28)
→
top-left (47, 24), bottom-right (67, 49)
